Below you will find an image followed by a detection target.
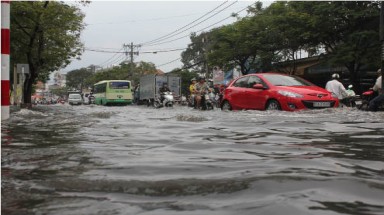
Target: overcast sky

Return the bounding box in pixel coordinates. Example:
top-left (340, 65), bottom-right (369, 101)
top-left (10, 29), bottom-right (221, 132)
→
top-left (63, 1), bottom-right (271, 74)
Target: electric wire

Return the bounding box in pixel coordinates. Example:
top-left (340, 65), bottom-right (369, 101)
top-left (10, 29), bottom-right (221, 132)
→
top-left (100, 53), bottom-right (126, 68)
top-left (138, 1), bottom-right (230, 46)
top-left (143, 3), bottom-right (249, 47)
top-left (86, 12), bottom-right (204, 25)
top-left (97, 47), bottom-right (124, 67)
top-left (88, 2), bottom-right (253, 70)
top-left (156, 57), bottom-right (182, 67)
top-left (141, 1), bottom-right (238, 46)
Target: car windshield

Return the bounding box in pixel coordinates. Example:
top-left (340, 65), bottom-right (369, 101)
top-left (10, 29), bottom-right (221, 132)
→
top-left (262, 74), bottom-right (313, 86)
top-left (69, 94), bottom-right (81, 99)
top-left (110, 82), bottom-right (130, 89)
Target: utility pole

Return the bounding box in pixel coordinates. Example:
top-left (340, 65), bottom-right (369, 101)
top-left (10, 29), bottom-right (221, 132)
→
top-left (123, 42), bottom-right (140, 80)
top-left (202, 35), bottom-right (209, 79)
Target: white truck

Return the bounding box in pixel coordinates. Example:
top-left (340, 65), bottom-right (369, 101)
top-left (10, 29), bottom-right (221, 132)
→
top-left (139, 74), bottom-right (181, 107)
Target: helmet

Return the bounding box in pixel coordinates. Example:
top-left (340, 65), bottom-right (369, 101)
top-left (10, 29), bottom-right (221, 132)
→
top-left (191, 78), bottom-right (196, 81)
top-left (332, 73), bottom-right (340, 79)
top-left (348, 84), bottom-right (353, 89)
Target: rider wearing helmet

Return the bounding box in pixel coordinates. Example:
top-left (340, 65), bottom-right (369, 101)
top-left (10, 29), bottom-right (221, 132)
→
top-left (159, 82), bottom-right (171, 103)
top-left (325, 73), bottom-right (348, 106)
top-left (194, 77), bottom-right (210, 109)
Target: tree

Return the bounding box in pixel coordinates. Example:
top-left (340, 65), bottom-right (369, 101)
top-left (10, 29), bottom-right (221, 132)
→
top-left (50, 86), bottom-right (69, 98)
top-left (66, 68), bottom-right (94, 91)
top-left (10, 1), bottom-right (85, 107)
top-left (88, 61), bottom-right (157, 86)
top-left (286, 1), bottom-right (380, 89)
top-left (181, 32), bottom-right (208, 73)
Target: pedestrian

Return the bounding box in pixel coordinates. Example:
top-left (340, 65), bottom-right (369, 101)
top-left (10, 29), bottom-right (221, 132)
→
top-left (368, 69), bottom-right (383, 111)
top-left (325, 73), bottom-right (349, 106)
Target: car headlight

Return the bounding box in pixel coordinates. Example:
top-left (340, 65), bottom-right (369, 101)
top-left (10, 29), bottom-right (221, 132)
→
top-left (278, 90), bottom-right (304, 98)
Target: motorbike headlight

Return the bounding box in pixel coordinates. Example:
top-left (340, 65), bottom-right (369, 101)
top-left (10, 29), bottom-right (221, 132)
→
top-left (278, 90), bottom-right (304, 98)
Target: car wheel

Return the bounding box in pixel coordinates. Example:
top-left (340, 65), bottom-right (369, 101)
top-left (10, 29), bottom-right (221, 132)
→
top-left (221, 100), bottom-right (232, 111)
top-left (266, 99), bottom-right (281, 111)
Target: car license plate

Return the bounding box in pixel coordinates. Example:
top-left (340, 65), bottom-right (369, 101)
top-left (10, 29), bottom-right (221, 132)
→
top-left (313, 102), bottom-right (330, 107)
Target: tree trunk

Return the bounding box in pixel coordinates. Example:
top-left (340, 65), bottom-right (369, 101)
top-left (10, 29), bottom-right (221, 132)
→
top-left (23, 74), bottom-right (34, 109)
top-left (23, 69), bottom-right (36, 109)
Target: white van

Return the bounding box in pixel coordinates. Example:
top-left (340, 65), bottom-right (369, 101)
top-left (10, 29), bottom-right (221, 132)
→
top-left (68, 93), bottom-right (83, 105)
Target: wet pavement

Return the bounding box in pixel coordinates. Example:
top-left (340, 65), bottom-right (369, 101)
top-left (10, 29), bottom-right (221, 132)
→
top-left (1, 104), bottom-right (384, 215)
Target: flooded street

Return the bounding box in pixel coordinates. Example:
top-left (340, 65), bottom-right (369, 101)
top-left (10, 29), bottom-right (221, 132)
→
top-left (2, 104), bottom-right (384, 215)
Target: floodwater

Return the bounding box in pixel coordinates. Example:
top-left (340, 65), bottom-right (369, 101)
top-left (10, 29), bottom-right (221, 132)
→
top-left (1, 104), bottom-right (384, 215)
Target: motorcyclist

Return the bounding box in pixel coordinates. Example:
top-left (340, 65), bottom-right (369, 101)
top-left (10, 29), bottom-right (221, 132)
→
top-left (345, 85), bottom-right (356, 107)
top-left (369, 69), bottom-right (383, 111)
top-left (159, 83), bottom-right (171, 103)
top-left (88, 91), bottom-right (95, 104)
top-left (325, 73), bottom-right (349, 106)
top-left (194, 77), bottom-right (210, 109)
top-left (189, 78), bottom-right (197, 107)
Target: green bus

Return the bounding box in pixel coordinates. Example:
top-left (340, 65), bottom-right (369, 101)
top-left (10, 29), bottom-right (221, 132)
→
top-left (93, 80), bottom-right (133, 105)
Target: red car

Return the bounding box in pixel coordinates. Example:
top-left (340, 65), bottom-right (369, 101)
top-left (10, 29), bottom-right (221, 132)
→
top-left (221, 73), bottom-right (339, 111)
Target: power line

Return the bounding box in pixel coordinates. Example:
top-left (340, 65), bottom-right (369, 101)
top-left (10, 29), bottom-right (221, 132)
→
top-left (101, 54), bottom-right (125, 68)
top-left (142, 1), bottom-right (238, 46)
top-left (138, 1), bottom-right (230, 46)
top-left (86, 12), bottom-right (205, 25)
top-left (97, 47), bottom-right (124, 67)
top-left (141, 48), bottom-right (186, 54)
top-left (84, 47), bottom-right (186, 54)
top-left (157, 57), bottom-right (182, 67)
top-left (89, 2), bottom-right (254, 70)
top-left (142, 3), bottom-right (249, 47)
top-left (155, 4), bottom-right (252, 70)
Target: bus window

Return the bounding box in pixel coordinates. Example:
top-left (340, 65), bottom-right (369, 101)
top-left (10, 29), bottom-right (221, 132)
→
top-left (110, 82), bottom-right (130, 89)
top-left (94, 83), bottom-right (107, 93)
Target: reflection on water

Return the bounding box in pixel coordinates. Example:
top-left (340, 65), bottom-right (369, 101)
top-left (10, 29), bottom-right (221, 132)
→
top-left (2, 105), bottom-right (384, 215)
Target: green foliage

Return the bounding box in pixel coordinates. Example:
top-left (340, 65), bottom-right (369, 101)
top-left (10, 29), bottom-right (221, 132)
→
top-left (50, 86), bottom-right (69, 98)
top-left (66, 68), bottom-right (94, 91)
top-left (88, 61), bottom-right (157, 86)
top-left (181, 1), bottom-right (381, 84)
top-left (10, 1), bottom-right (85, 104)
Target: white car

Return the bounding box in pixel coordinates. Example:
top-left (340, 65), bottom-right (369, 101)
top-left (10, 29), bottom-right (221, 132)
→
top-left (68, 94), bottom-right (83, 105)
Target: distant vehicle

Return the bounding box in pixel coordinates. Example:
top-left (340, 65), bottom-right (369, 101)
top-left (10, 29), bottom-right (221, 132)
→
top-left (93, 80), bottom-right (133, 105)
top-left (68, 93), bottom-right (83, 105)
top-left (221, 73), bottom-right (339, 111)
top-left (83, 96), bottom-right (90, 105)
top-left (138, 74), bottom-right (181, 107)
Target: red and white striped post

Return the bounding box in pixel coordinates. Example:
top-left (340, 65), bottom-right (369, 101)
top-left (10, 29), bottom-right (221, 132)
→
top-left (1, 0), bottom-right (10, 120)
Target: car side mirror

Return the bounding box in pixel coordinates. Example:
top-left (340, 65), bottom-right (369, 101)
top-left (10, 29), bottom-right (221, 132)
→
top-left (253, 83), bottom-right (264, 89)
